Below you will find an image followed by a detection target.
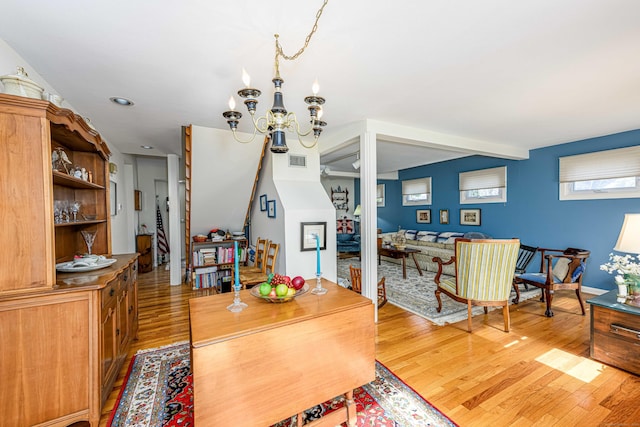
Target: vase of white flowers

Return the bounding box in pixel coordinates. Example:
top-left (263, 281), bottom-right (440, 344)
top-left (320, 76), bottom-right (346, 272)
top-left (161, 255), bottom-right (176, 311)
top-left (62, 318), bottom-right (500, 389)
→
top-left (600, 253), bottom-right (640, 304)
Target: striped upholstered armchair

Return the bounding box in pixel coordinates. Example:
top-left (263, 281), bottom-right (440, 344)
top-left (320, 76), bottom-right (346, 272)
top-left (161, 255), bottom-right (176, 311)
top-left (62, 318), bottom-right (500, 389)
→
top-left (433, 238), bottom-right (520, 332)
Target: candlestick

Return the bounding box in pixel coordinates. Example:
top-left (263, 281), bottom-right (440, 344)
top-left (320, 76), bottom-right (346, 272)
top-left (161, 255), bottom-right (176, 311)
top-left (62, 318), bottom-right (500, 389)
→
top-left (315, 233), bottom-right (321, 276)
top-left (227, 240), bottom-right (248, 312)
top-left (311, 233), bottom-right (327, 295)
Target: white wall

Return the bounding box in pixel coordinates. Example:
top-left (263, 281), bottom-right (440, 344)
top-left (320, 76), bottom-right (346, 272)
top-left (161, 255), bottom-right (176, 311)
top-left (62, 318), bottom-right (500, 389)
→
top-left (108, 148), bottom-right (136, 254)
top-left (135, 156), bottom-right (168, 265)
top-left (251, 137), bottom-right (337, 281)
top-left (190, 126), bottom-right (262, 235)
top-left (321, 176), bottom-right (357, 220)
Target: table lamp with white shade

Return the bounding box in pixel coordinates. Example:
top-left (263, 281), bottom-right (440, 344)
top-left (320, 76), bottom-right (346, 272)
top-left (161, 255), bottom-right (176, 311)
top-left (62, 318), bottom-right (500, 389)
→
top-left (614, 214), bottom-right (640, 254)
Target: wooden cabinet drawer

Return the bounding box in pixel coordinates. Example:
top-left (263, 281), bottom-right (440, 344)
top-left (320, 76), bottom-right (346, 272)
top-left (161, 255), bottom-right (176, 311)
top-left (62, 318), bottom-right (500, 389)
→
top-left (591, 305), bottom-right (640, 375)
top-left (102, 278), bottom-right (118, 307)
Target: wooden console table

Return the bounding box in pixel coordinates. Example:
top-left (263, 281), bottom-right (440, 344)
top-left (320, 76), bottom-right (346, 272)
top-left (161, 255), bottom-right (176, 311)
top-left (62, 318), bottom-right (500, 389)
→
top-left (588, 290), bottom-right (640, 375)
top-left (189, 279), bottom-right (375, 427)
top-left (379, 246), bottom-right (423, 279)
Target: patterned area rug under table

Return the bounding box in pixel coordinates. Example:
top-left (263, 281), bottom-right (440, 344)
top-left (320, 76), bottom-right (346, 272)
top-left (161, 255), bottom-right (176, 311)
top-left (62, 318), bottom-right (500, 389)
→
top-left (108, 342), bottom-right (458, 427)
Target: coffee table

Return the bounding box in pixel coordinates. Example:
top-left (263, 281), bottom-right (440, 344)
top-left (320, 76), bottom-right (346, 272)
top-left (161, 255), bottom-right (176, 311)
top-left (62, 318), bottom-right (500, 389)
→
top-left (378, 246), bottom-right (423, 279)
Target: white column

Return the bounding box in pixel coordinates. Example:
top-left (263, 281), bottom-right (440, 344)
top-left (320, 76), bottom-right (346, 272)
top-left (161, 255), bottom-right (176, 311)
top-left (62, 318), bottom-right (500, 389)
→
top-left (167, 154), bottom-right (182, 285)
top-left (360, 131), bottom-right (378, 322)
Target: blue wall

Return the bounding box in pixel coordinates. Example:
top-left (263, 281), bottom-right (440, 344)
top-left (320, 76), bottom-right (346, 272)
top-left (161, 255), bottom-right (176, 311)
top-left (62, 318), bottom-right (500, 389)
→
top-left (376, 129), bottom-right (640, 291)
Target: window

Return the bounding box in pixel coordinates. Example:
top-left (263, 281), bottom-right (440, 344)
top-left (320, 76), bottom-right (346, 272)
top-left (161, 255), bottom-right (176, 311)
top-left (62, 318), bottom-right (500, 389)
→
top-left (459, 166), bottom-right (506, 204)
top-left (377, 184), bottom-right (385, 207)
top-left (559, 146), bottom-right (640, 200)
top-left (402, 177), bottom-right (431, 206)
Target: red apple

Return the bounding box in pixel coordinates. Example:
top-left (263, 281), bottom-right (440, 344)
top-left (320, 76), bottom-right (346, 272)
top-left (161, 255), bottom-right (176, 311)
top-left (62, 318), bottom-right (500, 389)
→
top-left (291, 276), bottom-right (305, 290)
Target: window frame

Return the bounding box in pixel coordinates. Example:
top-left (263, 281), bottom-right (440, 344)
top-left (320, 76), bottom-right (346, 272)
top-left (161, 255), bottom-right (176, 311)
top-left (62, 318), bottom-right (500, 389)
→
top-left (559, 146), bottom-right (640, 201)
top-left (459, 166), bottom-right (507, 204)
top-left (402, 177), bottom-right (432, 206)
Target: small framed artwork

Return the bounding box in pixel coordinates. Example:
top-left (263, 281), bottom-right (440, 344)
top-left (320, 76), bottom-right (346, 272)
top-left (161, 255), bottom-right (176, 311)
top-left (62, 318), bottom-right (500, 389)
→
top-left (416, 209), bottom-right (431, 224)
top-left (439, 209), bottom-right (449, 225)
top-left (301, 222), bottom-right (327, 251)
top-left (267, 200), bottom-right (276, 218)
top-left (260, 194), bottom-right (267, 211)
top-left (460, 208), bottom-right (481, 226)
top-left (134, 190), bottom-right (142, 211)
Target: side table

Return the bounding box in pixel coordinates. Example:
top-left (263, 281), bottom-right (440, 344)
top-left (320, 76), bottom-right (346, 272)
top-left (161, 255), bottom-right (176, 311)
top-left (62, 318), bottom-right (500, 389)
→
top-left (587, 290), bottom-right (640, 375)
top-left (136, 234), bottom-right (153, 273)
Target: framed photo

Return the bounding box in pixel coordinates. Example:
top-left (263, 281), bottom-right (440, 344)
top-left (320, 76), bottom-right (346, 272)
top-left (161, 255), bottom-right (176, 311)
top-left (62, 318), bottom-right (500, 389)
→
top-left (439, 209), bottom-right (449, 225)
top-left (267, 200), bottom-right (276, 218)
top-left (416, 209), bottom-right (431, 224)
top-left (301, 222), bottom-right (327, 251)
top-left (259, 194), bottom-right (267, 211)
top-left (460, 208), bottom-right (481, 226)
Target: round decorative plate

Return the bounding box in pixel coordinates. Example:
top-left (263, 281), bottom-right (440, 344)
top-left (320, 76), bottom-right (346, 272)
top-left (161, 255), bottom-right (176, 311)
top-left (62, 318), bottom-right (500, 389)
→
top-left (56, 257), bottom-right (117, 273)
top-left (250, 283), bottom-right (309, 303)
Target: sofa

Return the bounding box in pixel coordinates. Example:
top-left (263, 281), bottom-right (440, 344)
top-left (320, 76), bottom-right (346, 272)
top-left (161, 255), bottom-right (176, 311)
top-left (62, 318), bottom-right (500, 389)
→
top-left (337, 233), bottom-right (360, 254)
top-left (379, 229), bottom-right (491, 276)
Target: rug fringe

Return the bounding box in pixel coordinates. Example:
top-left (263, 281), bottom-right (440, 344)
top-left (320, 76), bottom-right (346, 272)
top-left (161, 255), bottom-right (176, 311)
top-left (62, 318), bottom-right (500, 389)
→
top-left (134, 340), bottom-right (190, 355)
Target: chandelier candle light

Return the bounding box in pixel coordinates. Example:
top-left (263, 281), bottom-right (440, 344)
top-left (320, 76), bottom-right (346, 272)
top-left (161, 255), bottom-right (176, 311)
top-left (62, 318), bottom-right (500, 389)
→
top-left (222, 0), bottom-right (329, 153)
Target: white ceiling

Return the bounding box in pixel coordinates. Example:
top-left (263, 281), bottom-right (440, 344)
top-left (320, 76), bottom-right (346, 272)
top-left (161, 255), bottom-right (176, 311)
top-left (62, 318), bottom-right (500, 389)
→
top-left (1, 1), bottom-right (639, 173)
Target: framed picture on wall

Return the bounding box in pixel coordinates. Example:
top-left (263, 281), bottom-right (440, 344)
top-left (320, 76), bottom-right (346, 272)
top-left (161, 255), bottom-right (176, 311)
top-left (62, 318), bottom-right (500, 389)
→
top-left (301, 222), bottom-right (327, 251)
top-left (416, 209), bottom-right (431, 223)
top-left (260, 194), bottom-right (267, 211)
top-left (267, 200), bottom-right (276, 218)
top-left (460, 208), bottom-right (481, 226)
top-left (439, 209), bottom-right (449, 225)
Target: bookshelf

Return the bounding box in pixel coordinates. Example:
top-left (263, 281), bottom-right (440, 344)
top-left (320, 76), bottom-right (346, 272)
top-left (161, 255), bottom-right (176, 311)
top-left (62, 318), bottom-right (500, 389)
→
top-left (190, 239), bottom-right (248, 291)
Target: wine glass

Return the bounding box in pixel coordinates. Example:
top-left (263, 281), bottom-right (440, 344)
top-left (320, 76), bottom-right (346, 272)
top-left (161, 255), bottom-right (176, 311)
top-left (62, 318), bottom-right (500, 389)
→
top-left (81, 230), bottom-right (97, 255)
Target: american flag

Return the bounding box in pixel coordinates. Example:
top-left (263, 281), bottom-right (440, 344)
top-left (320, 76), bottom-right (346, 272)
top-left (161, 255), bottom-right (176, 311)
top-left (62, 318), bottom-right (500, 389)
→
top-left (156, 203), bottom-right (169, 258)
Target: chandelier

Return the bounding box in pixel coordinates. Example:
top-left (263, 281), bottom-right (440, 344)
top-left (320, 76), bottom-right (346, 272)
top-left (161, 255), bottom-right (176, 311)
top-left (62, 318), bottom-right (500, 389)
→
top-left (222, 0), bottom-right (328, 153)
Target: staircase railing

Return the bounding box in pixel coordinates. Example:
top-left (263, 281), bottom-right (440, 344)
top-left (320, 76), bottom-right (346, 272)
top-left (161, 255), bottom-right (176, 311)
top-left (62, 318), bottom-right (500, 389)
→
top-left (243, 135), bottom-right (271, 241)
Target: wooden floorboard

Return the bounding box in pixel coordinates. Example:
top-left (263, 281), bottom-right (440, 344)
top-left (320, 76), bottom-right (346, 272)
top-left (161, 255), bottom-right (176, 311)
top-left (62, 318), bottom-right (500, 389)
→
top-left (100, 267), bottom-right (639, 426)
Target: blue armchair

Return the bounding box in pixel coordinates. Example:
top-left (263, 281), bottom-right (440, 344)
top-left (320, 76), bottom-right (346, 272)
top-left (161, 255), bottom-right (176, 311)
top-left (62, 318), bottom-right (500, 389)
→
top-left (337, 233), bottom-right (360, 254)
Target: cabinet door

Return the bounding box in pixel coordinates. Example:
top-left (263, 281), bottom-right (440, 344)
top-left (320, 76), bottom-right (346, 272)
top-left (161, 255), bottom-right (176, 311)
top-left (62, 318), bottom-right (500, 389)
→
top-left (117, 285), bottom-right (129, 350)
top-left (100, 297), bottom-right (117, 401)
top-left (128, 264), bottom-right (139, 339)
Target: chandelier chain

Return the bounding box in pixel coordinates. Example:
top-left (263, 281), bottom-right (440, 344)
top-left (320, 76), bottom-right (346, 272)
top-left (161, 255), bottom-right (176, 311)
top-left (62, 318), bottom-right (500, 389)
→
top-left (273, 0), bottom-right (328, 76)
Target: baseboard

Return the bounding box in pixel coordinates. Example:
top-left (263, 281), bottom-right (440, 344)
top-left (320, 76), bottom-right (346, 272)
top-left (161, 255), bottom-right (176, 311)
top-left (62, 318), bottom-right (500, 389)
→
top-left (583, 285), bottom-right (608, 295)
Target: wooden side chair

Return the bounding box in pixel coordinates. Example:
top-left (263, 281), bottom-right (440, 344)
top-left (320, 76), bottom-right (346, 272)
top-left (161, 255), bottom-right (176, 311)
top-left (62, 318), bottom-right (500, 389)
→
top-left (239, 237), bottom-right (270, 275)
top-left (433, 238), bottom-right (520, 332)
top-left (511, 243), bottom-right (539, 303)
top-left (239, 242), bottom-right (279, 288)
top-left (513, 247), bottom-right (589, 317)
top-left (349, 265), bottom-right (387, 308)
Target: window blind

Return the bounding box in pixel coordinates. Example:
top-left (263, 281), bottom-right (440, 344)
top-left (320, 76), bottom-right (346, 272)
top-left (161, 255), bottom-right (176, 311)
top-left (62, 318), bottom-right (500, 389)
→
top-left (559, 146), bottom-right (640, 182)
top-left (459, 166), bottom-right (506, 191)
top-left (402, 178), bottom-right (431, 196)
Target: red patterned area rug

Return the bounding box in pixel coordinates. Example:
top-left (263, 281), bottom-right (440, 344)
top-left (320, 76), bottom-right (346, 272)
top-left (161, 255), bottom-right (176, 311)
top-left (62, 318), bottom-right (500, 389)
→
top-left (108, 342), bottom-right (457, 427)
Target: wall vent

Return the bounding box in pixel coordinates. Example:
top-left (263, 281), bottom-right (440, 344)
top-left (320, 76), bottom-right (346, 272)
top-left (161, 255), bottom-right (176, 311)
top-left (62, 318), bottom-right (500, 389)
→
top-left (289, 154), bottom-right (307, 168)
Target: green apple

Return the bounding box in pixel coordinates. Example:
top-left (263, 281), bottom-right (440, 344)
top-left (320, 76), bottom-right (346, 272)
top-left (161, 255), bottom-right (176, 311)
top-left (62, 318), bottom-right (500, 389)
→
top-left (275, 284), bottom-right (289, 297)
top-left (259, 282), bottom-right (272, 296)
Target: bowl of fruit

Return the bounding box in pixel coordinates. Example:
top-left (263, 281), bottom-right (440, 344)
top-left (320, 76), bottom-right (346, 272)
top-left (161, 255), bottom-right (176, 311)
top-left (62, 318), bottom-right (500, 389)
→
top-left (250, 274), bottom-right (309, 303)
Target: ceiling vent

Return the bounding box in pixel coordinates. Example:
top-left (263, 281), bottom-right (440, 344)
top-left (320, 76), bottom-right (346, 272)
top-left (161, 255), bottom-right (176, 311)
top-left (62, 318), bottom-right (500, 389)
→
top-left (289, 154), bottom-right (307, 168)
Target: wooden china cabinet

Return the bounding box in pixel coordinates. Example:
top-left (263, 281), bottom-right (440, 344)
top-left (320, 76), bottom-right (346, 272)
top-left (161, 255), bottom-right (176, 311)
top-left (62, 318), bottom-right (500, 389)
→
top-left (0, 94), bottom-right (138, 426)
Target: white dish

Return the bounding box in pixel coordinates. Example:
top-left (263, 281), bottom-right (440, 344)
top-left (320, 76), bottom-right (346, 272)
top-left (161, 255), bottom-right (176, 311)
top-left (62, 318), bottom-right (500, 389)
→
top-left (232, 231), bottom-right (245, 236)
top-left (56, 257), bottom-right (117, 273)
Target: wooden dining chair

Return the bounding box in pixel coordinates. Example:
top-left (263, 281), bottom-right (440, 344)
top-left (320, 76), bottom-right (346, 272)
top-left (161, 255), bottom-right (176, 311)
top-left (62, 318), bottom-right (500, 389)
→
top-left (349, 265), bottom-right (387, 308)
top-left (240, 242), bottom-right (279, 288)
top-left (239, 237), bottom-right (269, 275)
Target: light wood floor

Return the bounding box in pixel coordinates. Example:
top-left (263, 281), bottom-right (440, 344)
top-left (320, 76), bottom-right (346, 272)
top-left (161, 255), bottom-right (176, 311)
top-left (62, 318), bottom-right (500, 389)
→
top-left (100, 268), bottom-right (640, 426)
